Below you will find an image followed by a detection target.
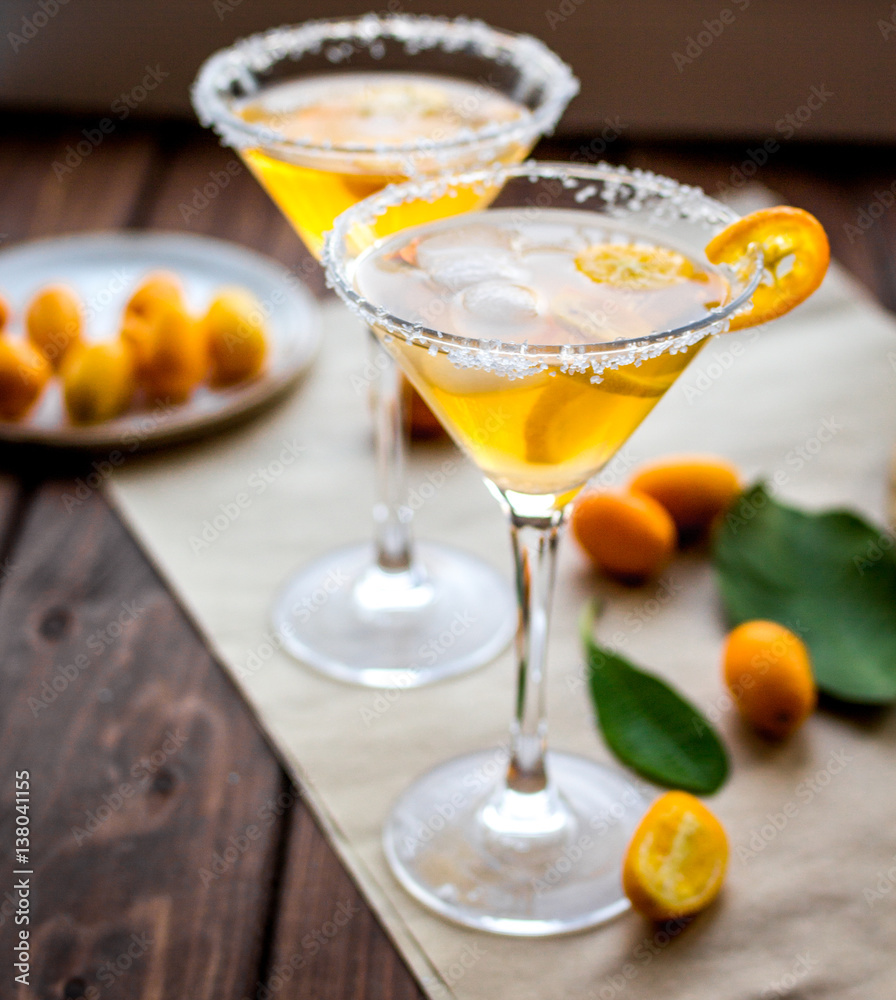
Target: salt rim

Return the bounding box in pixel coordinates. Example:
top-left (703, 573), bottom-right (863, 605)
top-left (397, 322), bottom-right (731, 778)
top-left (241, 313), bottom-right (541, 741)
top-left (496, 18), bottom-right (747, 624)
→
top-left (191, 14), bottom-right (579, 170)
top-left (322, 161), bottom-right (765, 380)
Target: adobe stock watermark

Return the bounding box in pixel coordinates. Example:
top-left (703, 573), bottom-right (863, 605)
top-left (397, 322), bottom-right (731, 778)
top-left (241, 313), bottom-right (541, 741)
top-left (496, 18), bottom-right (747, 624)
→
top-left (398, 459), bottom-right (458, 520)
top-left (70, 932), bottom-right (154, 999)
top-left (696, 619), bottom-right (808, 734)
top-left (179, 160), bottom-right (244, 223)
top-left (358, 667), bottom-right (419, 725)
top-left (714, 84), bottom-right (834, 199)
top-left (671, 0), bottom-right (753, 72)
top-left (350, 346), bottom-right (392, 395)
top-left (568, 118), bottom-right (627, 164)
top-left (769, 417), bottom-right (842, 482)
top-left (590, 445), bottom-right (638, 489)
top-left (61, 401), bottom-right (179, 512)
top-left (420, 610), bottom-right (478, 667)
top-left (52, 66), bottom-right (170, 179)
top-left (879, 3), bottom-right (896, 38)
top-left (567, 576), bottom-right (683, 698)
top-left (8, 0), bottom-right (72, 53)
top-left (862, 851), bottom-right (896, 907)
top-left (843, 180), bottom-right (896, 244)
top-left (734, 748), bottom-right (853, 863)
top-left (359, 609), bottom-right (478, 724)
top-left (70, 729), bottom-right (189, 846)
top-left (853, 526), bottom-right (896, 575)
top-left (397, 743), bottom-right (511, 853)
top-left (760, 953), bottom-right (818, 999)
top-left (566, 916), bottom-right (691, 1000)
top-left (198, 786), bottom-right (299, 885)
top-left (680, 329), bottom-right (761, 404)
top-left (239, 900), bottom-right (362, 1000)
top-left (723, 417), bottom-right (843, 536)
top-left (188, 439), bottom-right (304, 553)
top-left (20, 268), bottom-right (134, 371)
top-left (544, 0), bottom-right (586, 31)
top-left (426, 943), bottom-right (488, 1000)
top-left (530, 781), bottom-right (649, 896)
top-left (28, 600), bottom-right (146, 716)
top-left (213, 0), bottom-right (247, 19)
top-left (235, 572), bottom-right (350, 682)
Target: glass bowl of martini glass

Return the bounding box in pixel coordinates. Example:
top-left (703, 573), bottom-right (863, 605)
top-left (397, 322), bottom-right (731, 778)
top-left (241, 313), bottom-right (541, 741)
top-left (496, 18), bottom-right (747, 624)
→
top-left (192, 15), bottom-right (578, 687)
top-left (324, 161), bottom-right (764, 935)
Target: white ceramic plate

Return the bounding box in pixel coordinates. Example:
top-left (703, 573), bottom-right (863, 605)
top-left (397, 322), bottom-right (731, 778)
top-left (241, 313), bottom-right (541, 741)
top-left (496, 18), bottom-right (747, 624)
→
top-left (0, 231), bottom-right (321, 449)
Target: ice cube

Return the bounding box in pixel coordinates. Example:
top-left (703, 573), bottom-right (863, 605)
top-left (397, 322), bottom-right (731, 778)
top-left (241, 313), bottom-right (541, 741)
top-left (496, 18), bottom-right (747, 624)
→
top-left (422, 250), bottom-right (529, 292)
top-left (416, 224), bottom-right (526, 292)
top-left (461, 281), bottom-right (540, 324)
top-left (515, 221), bottom-right (590, 255)
top-left (416, 223), bottom-right (513, 263)
top-left (449, 281), bottom-right (543, 344)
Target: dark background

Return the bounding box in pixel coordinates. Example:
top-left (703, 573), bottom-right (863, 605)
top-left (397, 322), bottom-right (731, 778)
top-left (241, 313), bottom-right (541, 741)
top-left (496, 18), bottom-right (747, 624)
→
top-left (0, 0), bottom-right (893, 142)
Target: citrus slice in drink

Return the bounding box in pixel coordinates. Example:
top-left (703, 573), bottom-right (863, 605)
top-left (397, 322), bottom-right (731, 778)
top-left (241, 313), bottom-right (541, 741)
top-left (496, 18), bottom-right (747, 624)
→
top-left (575, 244), bottom-right (700, 290)
top-left (525, 372), bottom-right (646, 466)
top-left (523, 369), bottom-right (655, 465)
top-left (523, 348), bottom-right (697, 465)
top-left (622, 791), bottom-right (729, 921)
top-left (705, 206), bottom-right (829, 330)
top-left (524, 372), bottom-right (599, 464)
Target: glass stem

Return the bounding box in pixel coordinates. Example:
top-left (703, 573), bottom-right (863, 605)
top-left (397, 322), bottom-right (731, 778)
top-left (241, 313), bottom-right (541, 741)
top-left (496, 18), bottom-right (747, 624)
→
top-left (369, 329), bottom-right (414, 573)
top-left (506, 509), bottom-right (565, 794)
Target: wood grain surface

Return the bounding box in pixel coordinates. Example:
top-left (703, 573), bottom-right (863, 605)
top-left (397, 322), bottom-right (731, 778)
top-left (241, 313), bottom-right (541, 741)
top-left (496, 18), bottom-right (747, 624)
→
top-left (0, 111), bottom-right (894, 999)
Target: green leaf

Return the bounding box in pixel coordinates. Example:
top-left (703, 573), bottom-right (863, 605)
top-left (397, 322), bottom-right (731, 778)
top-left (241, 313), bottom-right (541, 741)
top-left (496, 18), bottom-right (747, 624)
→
top-left (580, 605), bottom-right (729, 795)
top-left (714, 483), bottom-right (896, 704)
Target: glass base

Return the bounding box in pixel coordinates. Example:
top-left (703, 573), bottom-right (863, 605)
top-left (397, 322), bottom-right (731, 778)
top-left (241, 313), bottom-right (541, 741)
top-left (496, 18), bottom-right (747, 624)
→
top-left (384, 749), bottom-right (650, 936)
top-left (271, 541), bottom-right (515, 687)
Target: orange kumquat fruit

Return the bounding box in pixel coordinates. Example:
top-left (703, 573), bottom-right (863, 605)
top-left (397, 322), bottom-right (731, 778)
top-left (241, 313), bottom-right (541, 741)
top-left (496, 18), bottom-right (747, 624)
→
top-left (722, 620), bottom-right (816, 740)
top-left (571, 489), bottom-right (676, 583)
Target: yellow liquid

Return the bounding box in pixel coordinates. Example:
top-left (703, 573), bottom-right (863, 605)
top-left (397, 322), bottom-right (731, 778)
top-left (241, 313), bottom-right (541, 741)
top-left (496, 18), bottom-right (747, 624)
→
top-left (237, 73), bottom-right (531, 258)
top-left (355, 210), bottom-right (728, 500)
top-left (391, 343), bottom-right (702, 499)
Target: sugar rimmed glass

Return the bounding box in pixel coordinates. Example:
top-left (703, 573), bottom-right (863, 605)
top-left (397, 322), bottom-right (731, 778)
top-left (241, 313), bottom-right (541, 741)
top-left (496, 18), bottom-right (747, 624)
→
top-left (324, 161), bottom-right (763, 934)
top-left (192, 15), bottom-right (578, 688)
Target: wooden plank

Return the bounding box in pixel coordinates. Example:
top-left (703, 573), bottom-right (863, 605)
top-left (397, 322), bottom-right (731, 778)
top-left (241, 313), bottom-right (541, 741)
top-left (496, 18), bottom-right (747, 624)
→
top-left (0, 476), bottom-right (26, 559)
top-left (0, 114), bottom-right (158, 242)
top-left (263, 804), bottom-right (426, 1000)
top-left (0, 482), bottom-right (286, 999)
top-left (852, 169), bottom-right (896, 314)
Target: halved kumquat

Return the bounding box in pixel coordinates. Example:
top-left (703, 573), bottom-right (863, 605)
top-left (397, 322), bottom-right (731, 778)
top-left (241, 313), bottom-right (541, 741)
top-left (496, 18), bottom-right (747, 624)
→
top-left (705, 206), bottom-right (829, 331)
top-left (623, 791), bottom-right (729, 921)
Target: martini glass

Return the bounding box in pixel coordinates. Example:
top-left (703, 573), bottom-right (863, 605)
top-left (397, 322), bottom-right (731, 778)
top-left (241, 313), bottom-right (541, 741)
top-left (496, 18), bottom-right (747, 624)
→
top-left (192, 16), bottom-right (578, 687)
top-left (325, 162), bottom-right (764, 934)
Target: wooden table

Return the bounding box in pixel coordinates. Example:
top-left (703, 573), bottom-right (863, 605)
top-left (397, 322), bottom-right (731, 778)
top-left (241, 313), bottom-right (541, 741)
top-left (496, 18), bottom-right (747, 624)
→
top-left (0, 115), bottom-right (893, 999)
